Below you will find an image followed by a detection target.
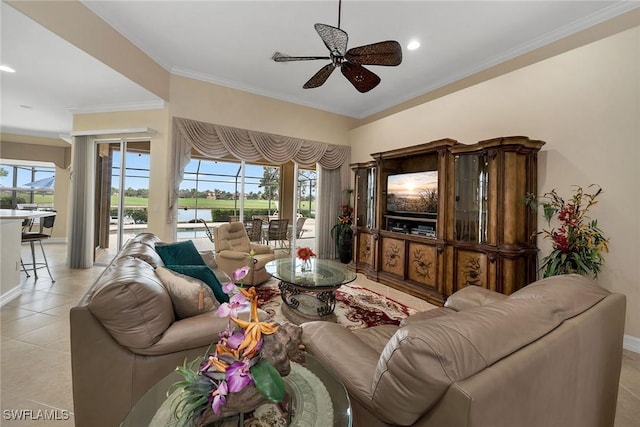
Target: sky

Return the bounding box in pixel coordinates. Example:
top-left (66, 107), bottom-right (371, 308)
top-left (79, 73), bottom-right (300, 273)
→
top-left (387, 170), bottom-right (438, 198)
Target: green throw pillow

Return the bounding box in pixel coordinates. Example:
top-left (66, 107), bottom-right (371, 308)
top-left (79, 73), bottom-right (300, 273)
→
top-left (166, 265), bottom-right (229, 303)
top-left (156, 240), bottom-right (205, 266)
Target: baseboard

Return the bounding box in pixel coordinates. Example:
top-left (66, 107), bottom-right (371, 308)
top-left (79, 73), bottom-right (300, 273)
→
top-left (623, 334), bottom-right (640, 353)
top-left (0, 285), bottom-right (23, 307)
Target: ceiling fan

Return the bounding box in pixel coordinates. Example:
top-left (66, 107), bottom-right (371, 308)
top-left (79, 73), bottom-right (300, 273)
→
top-left (272, 0), bottom-right (402, 93)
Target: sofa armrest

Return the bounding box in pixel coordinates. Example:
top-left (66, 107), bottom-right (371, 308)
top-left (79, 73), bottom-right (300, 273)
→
top-left (249, 243), bottom-right (273, 255)
top-left (218, 250), bottom-right (250, 261)
top-left (302, 322), bottom-right (379, 405)
top-left (399, 307), bottom-right (456, 327)
top-left (129, 311), bottom-right (226, 356)
top-left (444, 286), bottom-right (508, 312)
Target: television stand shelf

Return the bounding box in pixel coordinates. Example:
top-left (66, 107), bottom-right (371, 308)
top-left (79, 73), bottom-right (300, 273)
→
top-left (385, 215), bottom-right (437, 237)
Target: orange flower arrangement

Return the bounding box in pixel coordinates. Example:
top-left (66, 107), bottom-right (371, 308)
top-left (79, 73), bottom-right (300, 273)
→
top-left (296, 247), bottom-right (316, 262)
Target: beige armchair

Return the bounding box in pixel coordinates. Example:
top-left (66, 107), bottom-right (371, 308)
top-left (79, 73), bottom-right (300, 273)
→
top-left (213, 222), bottom-right (275, 286)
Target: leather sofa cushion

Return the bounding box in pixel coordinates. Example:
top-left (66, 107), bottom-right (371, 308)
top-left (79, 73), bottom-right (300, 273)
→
top-left (88, 256), bottom-right (174, 349)
top-left (371, 298), bottom-right (563, 425)
top-left (509, 273), bottom-right (609, 318)
top-left (156, 266), bottom-right (218, 319)
top-left (119, 240), bottom-right (165, 268)
top-left (128, 232), bottom-right (162, 248)
top-left (444, 285), bottom-right (508, 311)
top-left (166, 265), bottom-right (229, 303)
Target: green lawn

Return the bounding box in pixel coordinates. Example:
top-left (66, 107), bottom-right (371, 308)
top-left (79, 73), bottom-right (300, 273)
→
top-left (17, 194), bottom-right (315, 212)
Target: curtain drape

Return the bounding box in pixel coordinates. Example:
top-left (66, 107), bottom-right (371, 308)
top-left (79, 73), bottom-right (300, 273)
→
top-left (170, 117), bottom-right (351, 257)
top-left (67, 136), bottom-right (95, 268)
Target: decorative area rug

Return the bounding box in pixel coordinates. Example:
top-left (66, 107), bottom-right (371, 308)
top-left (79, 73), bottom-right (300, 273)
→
top-left (256, 280), bottom-right (418, 329)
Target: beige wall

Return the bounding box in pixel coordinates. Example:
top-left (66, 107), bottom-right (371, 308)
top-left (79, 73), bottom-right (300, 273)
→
top-left (72, 108), bottom-right (172, 240)
top-left (349, 27), bottom-right (640, 339)
top-left (169, 75), bottom-right (357, 145)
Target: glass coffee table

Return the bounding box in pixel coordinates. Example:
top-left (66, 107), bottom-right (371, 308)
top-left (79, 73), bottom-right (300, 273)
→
top-left (265, 258), bottom-right (357, 323)
top-left (120, 353), bottom-right (351, 427)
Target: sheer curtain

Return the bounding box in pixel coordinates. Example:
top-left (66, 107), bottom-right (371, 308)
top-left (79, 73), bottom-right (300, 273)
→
top-left (170, 117), bottom-right (351, 258)
top-left (67, 136), bottom-right (95, 268)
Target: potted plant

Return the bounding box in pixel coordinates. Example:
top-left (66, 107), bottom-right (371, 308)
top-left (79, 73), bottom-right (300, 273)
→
top-left (525, 184), bottom-right (609, 278)
top-left (331, 203), bottom-right (354, 264)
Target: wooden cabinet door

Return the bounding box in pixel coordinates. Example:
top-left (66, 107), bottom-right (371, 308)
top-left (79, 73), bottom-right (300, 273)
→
top-left (407, 242), bottom-right (437, 289)
top-left (454, 249), bottom-right (489, 291)
top-left (357, 232), bottom-right (373, 267)
top-left (380, 237), bottom-right (405, 277)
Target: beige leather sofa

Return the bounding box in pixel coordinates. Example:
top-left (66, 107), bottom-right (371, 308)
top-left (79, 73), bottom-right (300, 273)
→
top-left (213, 222), bottom-right (275, 286)
top-left (302, 274), bottom-right (626, 427)
top-left (70, 233), bottom-right (254, 427)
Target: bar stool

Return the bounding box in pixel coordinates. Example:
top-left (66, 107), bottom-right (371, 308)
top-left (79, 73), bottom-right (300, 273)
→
top-left (21, 214), bottom-right (56, 281)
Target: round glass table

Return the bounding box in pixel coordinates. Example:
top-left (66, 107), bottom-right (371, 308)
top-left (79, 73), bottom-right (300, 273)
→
top-left (265, 258), bottom-right (357, 323)
top-left (120, 353), bottom-right (351, 427)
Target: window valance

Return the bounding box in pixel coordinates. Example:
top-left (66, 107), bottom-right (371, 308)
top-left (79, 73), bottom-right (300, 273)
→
top-left (173, 117), bottom-right (349, 168)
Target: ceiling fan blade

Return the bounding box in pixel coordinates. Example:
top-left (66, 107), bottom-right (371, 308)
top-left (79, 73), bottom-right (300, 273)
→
top-left (302, 64), bottom-right (336, 89)
top-left (272, 52), bottom-right (331, 62)
top-left (314, 23), bottom-right (348, 56)
top-left (341, 62), bottom-right (380, 93)
top-left (345, 41), bottom-right (403, 66)
top-left (303, 64), bottom-right (336, 89)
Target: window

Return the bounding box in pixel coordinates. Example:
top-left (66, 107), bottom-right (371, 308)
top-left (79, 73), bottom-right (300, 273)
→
top-left (177, 159), bottom-right (281, 224)
top-left (0, 162), bottom-right (55, 209)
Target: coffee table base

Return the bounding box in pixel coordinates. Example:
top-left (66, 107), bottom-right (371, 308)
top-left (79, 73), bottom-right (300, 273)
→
top-left (278, 281), bottom-right (339, 323)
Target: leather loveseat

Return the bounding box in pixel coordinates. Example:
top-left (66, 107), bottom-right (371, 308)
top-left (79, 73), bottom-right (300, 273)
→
top-left (70, 233), bottom-right (258, 427)
top-left (302, 274), bottom-right (626, 427)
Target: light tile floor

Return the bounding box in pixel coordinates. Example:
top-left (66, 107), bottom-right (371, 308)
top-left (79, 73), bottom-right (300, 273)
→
top-left (1, 242), bottom-right (638, 426)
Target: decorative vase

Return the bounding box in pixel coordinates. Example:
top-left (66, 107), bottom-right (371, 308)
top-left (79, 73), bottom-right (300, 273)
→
top-left (300, 259), bottom-right (312, 272)
top-left (337, 230), bottom-right (353, 264)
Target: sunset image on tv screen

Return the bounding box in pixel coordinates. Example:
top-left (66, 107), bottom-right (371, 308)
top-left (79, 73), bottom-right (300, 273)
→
top-left (387, 171), bottom-right (438, 214)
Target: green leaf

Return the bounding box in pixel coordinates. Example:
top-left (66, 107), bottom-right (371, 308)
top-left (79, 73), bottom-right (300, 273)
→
top-left (250, 359), bottom-right (286, 402)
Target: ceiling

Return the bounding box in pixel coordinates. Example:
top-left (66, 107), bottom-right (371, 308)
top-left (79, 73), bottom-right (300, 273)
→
top-left (1, 1), bottom-right (637, 141)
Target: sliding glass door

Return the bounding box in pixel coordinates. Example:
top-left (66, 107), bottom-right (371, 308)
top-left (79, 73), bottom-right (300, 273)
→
top-left (94, 139), bottom-right (150, 265)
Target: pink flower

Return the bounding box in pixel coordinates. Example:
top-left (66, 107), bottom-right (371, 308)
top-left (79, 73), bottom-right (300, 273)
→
top-left (226, 332), bottom-right (245, 350)
top-left (226, 359), bottom-right (253, 392)
top-left (216, 293), bottom-right (248, 318)
top-left (232, 266), bottom-right (250, 282)
top-left (211, 380), bottom-right (228, 416)
top-left (222, 281), bottom-right (235, 294)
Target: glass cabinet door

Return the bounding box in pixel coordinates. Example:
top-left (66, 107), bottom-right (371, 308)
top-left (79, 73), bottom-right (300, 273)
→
top-left (355, 166), bottom-right (376, 228)
top-left (366, 167), bottom-right (376, 228)
top-left (454, 154), bottom-right (488, 243)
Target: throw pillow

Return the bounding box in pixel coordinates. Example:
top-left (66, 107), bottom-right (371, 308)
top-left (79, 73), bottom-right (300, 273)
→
top-left (166, 265), bottom-right (230, 304)
top-left (156, 240), bottom-right (206, 266)
top-left (155, 267), bottom-right (217, 319)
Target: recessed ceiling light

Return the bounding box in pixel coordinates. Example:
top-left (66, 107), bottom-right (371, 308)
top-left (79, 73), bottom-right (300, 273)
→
top-left (407, 40), bottom-right (421, 51)
top-left (0, 65), bottom-right (16, 73)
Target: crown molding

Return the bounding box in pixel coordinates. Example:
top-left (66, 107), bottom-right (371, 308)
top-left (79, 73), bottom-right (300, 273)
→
top-left (68, 100), bottom-right (166, 115)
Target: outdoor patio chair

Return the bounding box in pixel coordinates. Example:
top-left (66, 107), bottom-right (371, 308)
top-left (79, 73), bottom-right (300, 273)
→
top-left (266, 218), bottom-right (290, 251)
top-left (246, 218), bottom-right (263, 243)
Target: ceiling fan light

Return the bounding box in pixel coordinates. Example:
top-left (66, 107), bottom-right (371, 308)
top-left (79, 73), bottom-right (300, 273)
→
top-left (407, 40), bottom-right (421, 51)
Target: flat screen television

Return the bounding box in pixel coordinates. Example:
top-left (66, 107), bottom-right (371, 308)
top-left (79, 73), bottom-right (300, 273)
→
top-left (386, 171), bottom-right (438, 215)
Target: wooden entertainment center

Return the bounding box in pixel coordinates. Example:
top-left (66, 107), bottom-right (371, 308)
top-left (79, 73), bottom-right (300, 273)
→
top-left (350, 136), bottom-right (545, 305)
